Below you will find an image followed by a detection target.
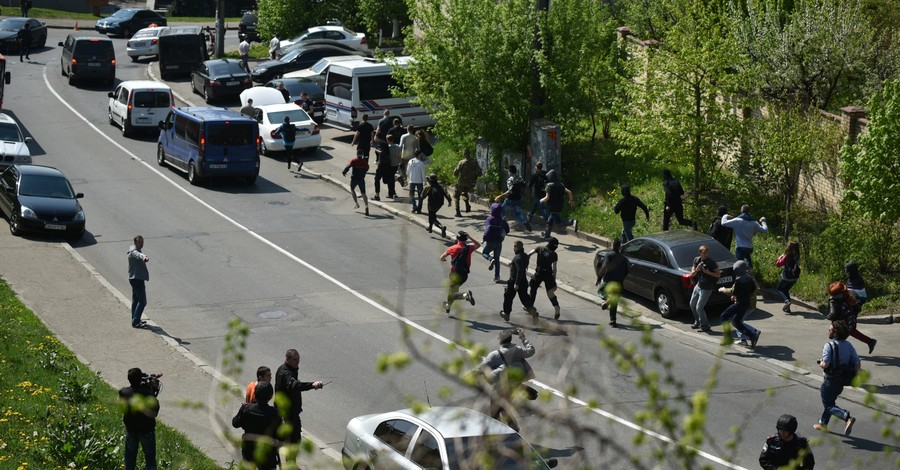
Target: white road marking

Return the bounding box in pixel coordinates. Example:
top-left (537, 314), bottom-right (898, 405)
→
top-left (42, 68), bottom-right (748, 470)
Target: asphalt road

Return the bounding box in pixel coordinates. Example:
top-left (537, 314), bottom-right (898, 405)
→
top-left (1, 27), bottom-right (896, 469)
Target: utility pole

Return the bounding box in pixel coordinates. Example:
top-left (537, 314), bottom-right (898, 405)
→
top-left (216, 0), bottom-right (225, 58)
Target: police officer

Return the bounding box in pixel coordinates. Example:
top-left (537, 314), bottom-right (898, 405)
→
top-left (528, 237), bottom-right (562, 320)
top-left (500, 240), bottom-right (538, 324)
top-left (759, 414), bottom-right (815, 470)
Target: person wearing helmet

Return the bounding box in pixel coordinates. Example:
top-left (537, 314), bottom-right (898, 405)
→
top-left (759, 414), bottom-right (815, 469)
top-left (528, 237), bottom-right (562, 320)
top-left (440, 231), bottom-right (481, 314)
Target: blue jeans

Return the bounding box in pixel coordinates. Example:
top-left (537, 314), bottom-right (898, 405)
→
top-left (482, 241), bottom-right (502, 278)
top-left (501, 199), bottom-right (527, 225)
top-left (735, 247), bottom-right (754, 269)
top-left (409, 183), bottom-right (423, 212)
top-left (776, 278), bottom-right (797, 302)
top-left (124, 430), bottom-right (157, 470)
top-left (819, 378), bottom-right (848, 426)
top-left (720, 303), bottom-right (757, 341)
top-left (529, 200), bottom-right (549, 220)
top-left (689, 285), bottom-right (712, 328)
top-left (621, 219), bottom-right (636, 243)
top-left (130, 279), bottom-right (147, 327)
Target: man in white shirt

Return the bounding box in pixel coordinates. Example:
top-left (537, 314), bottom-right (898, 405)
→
top-left (268, 34), bottom-right (280, 60)
top-left (397, 125), bottom-right (417, 186)
top-left (238, 38), bottom-right (250, 71)
top-left (407, 151), bottom-right (428, 214)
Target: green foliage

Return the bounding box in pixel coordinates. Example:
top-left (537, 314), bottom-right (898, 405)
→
top-left (841, 79), bottom-right (900, 227)
top-left (358, 0), bottom-right (408, 40)
top-left (43, 408), bottom-right (122, 469)
top-left (401, 0), bottom-right (537, 152)
top-left (169, 0), bottom-right (253, 16)
top-left (57, 365), bottom-right (102, 404)
top-left (731, 0), bottom-right (876, 111)
top-left (257, 0), bottom-right (365, 40)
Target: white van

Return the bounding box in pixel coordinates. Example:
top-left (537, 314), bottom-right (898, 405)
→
top-left (107, 80), bottom-right (174, 137)
top-left (283, 55), bottom-right (365, 88)
top-left (324, 57), bottom-right (435, 131)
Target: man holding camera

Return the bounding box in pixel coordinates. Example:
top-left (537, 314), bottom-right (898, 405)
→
top-left (275, 349), bottom-right (325, 445)
top-left (472, 328), bottom-right (536, 432)
top-left (119, 368), bottom-right (161, 470)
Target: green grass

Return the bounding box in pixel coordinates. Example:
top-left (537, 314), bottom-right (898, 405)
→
top-left (0, 7), bottom-right (238, 22)
top-left (0, 278), bottom-right (224, 469)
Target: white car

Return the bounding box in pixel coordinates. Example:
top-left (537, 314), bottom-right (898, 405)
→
top-left (126, 26), bottom-right (168, 61)
top-left (107, 80), bottom-right (174, 137)
top-left (280, 26), bottom-right (366, 51)
top-left (341, 406), bottom-right (558, 470)
top-left (254, 103), bottom-right (320, 155)
top-left (0, 114), bottom-right (32, 169)
top-left (282, 55), bottom-right (364, 88)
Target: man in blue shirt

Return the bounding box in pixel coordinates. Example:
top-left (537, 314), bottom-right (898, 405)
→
top-left (815, 320), bottom-right (861, 435)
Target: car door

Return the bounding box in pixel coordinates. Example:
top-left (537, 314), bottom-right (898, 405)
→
top-left (370, 419), bottom-right (421, 469)
top-left (0, 167), bottom-right (17, 217)
top-left (408, 428), bottom-right (443, 469)
top-left (114, 85), bottom-right (128, 123)
top-left (296, 49), bottom-right (330, 70)
top-left (621, 239), bottom-right (660, 298)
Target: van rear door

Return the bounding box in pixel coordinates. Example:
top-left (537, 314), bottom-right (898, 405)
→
top-left (202, 121), bottom-right (259, 177)
top-left (324, 68), bottom-right (355, 129)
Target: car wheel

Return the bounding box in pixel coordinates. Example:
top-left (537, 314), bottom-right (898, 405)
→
top-left (188, 162), bottom-right (200, 185)
top-left (259, 140), bottom-right (268, 156)
top-left (121, 118), bottom-right (131, 137)
top-left (9, 213), bottom-right (21, 236)
top-left (156, 145), bottom-right (166, 166)
top-left (130, 55), bottom-right (138, 62)
top-left (203, 86), bottom-right (212, 104)
top-left (655, 288), bottom-right (677, 319)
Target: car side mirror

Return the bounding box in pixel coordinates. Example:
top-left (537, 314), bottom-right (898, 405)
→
top-left (75, 193), bottom-right (84, 199)
top-left (58, 41), bottom-right (64, 47)
top-left (24, 137), bottom-right (32, 144)
top-left (107, 92), bottom-right (115, 98)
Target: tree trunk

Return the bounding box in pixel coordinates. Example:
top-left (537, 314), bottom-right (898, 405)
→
top-left (693, 84), bottom-right (701, 207)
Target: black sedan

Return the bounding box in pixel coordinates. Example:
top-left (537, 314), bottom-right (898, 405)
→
top-left (191, 59), bottom-right (253, 104)
top-left (0, 18), bottom-right (47, 53)
top-left (600, 230), bottom-right (737, 318)
top-left (251, 44), bottom-right (367, 83)
top-left (0, 165), bottom-right (85, 240)
top-left (263, 78), bottom-right (326, 124)
top-left (95, 8), bottom-right (167, 38)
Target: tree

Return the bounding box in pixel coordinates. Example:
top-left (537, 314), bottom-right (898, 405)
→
top-left (257, 0), bottom-right (365, 41)
top-left (399, 0), bottom-right (538, 153)
top-left (731, 0), bottom-right (876, 111)
top-left (358, 0), bottom-right (409, 44)
top-left (617, 0), bottom-right (745, 205)
top-left (840, 79), bottom-right (900, 227)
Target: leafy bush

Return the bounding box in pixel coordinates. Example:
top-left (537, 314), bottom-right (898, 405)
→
top-left (57, 365), bottom-right (101, 404)
top-left (43, 407), bottom-right (122, 469)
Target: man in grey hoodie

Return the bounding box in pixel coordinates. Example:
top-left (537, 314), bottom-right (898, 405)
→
top-left (721, 205), bottom-right (768, 268)
top-left (127, 235), bottom-right (150, 328)
top-left (472, 328), bottom-right (536, 431)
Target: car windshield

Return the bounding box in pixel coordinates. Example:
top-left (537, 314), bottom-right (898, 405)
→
top-left (206, 123), bottom-right (255, 146)
top-left (109, 10), bottom-right (136, 19)
top-left (76, 41), bottom-right (112, 56)
top-left (241, 14), bottom-right (257, 23)
top-left (0, 19), bottom-right (27, 31)
top-left (310, 59), bottom-right (330, 74)
top-left (266, 109), bottom-right (311, 125)
top-left (281, 49), bottom-right (301, 63)
top-left (444, 434), bottom-right (549, 469)
top-left (132, 29), bottom-right (160, 39)
top-left (208, 62), bottom-right (245, 76)
top-left (671, 241), bottom-right (734, 268)
top-left (19, 175), bottom-right (75, 199)
top-left (0, 123), bottom-right (24, 142)
top-left (133, 91), bottom-right (171, 108)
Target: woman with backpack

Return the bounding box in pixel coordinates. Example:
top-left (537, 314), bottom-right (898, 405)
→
top-left (775, 241), bottom-right (801, 313)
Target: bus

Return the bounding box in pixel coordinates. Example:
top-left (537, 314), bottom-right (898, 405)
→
top-left (0, 54), bottom-right (9, 109)
top-left (324, 56), bottom-right (435, 131)
top-left (157, 25), bottom-right (208, 80)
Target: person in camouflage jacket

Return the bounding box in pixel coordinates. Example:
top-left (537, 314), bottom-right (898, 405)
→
top-left (453, 148), bottom-right (483, 217)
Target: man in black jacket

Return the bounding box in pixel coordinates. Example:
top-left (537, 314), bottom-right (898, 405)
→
top-left (662, 169), bottom-right (696, 231)
top-left (528, 237), bottom-right (562, 320)
top-left (594, 239), bottom-right (629, 327)
top-left (119, 368), bottom-right (160, 470)
top-left (233, 381), bottom-right (281, 470)
top-left (759, 414), bottom-right (815, 469)
top-left (527, 162), bottom-right (549, 223)
top-left (613, 185), bottom-right (649, 243)
top-left (275, 349), bottom-right (324, 445)
top-left (500, 240), bottom-right (538, 324)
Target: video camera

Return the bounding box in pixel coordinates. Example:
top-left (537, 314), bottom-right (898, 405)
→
top-left (141, 373), bottom-right (163, 397)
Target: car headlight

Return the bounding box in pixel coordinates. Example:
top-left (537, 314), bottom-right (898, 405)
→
top-left (254, 67), bottom-right (267, 74)
top-left (74, 210), bottom-right (85, 222)
top-left (21, 206), bottom-right (35, 218)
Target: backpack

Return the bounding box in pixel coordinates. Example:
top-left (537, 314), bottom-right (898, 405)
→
top-left (509, 179), bottom-right (525, 200)
top-left (827, 341), bottom-right (858, 386)
top-left (282, 123), bottom-right (296, 141)
top-left (419, 139), bottom-right (433, 156)
top-left (451, 245), bottom-right (470, 274)
top-left (428, 185), bottom-right (445, 209)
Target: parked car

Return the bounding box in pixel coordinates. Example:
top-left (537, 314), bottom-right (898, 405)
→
top-left (251, 45), bottom-right (367, 83)
top-left (263, 78), bottom-right (326, 124)
top-left (58, 34), bottom-right (116, 86)
top-left (95, 8), bottom-right (167, 38)
top-left (280, 26), bottom-right (366, 51)
top-left (276, 38), bottom-right (363, 60)
top-left (282, 55), bottom-right (363, 88)
top-left (238, 12), bottom-right (260, 43)
top-left (341, 406), bottom-right (557, 470)
top-left (191, 59), bottom-right (252, 103)
top-left (254, 103), bottom-right (320, 156)
top-left (597, 230), bottom-right (737, 318)
top-left (0, 165), bottom-right (85, 239)
top-left (0, 18), bottom-right (47, 53)
top-left (107, 80), bottom-right (173, 137)
top-left (125, 26), bottom-right (168, 61)
top-left (0, 113), bottom-right (32, 169)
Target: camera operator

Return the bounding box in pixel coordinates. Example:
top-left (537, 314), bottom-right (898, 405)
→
top-left (118, 368), bottom-right (161, 470)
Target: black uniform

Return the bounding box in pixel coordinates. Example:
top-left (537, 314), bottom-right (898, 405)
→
top-left (232, 402), bottom-right (281, 469)
top-left (275, 362), bottom-right (317, 443)
top-left (529, 245), bottom-right (559, 308)
top-left (759, 433), bottom-right (815, 469)
top-left (503, 251), bottom-right (534, 315)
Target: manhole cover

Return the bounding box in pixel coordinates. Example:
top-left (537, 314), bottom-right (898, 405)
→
top-left (258, 310), bottom-right (287, 319)
top-left (266, 200), bottom-right (288, 206)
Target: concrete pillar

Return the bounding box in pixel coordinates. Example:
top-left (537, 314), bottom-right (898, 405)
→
top-left (841, 106), bottom-right (866, 144)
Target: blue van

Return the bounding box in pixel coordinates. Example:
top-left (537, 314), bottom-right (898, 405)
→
top-left (157, 107), bottom-right (260, 185)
